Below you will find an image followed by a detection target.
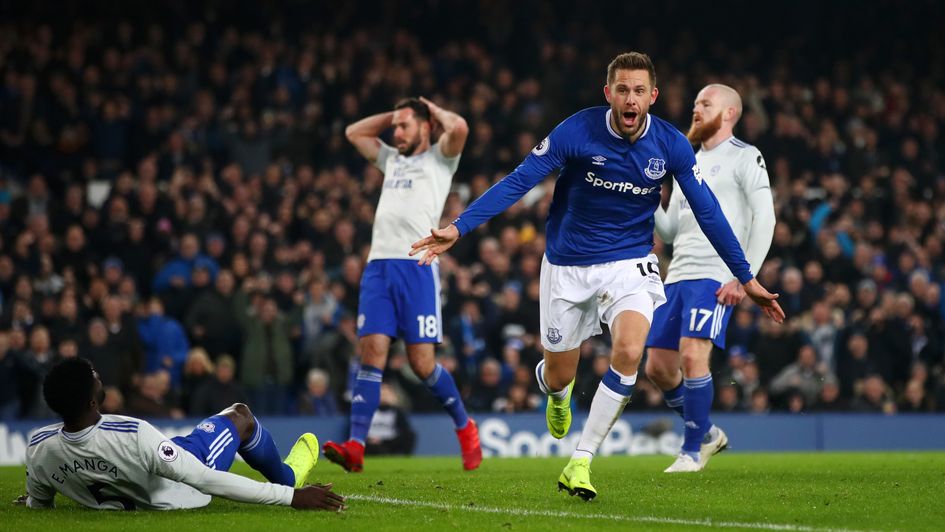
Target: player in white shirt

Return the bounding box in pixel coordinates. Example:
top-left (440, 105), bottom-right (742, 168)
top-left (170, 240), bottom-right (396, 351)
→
top-left (646, 84), bottom-right (776, 472)
top-left (323, 97), bottom-right (482, 473)
top-left (22, 358), bottom-right (345, 511)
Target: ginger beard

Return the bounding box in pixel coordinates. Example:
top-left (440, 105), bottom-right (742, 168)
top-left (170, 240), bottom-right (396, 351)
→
top-left (687, 110), bottom-right (723, 145)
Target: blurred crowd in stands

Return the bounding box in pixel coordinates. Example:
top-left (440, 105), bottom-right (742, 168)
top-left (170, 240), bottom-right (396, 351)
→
top-left (1, 0), bottom-right (944, 421)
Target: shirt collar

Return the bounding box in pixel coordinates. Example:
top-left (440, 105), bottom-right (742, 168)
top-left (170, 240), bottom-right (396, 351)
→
top-left (639, 113), bottom-right (651, 139)
top-left (61, 422), bottom-right (98, 442)
top-left (701, 135), bottom-right (735, 153)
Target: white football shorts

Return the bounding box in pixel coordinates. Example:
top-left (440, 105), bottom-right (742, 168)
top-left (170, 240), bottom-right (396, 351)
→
top-left (539, 253), bottom-right (667, 352)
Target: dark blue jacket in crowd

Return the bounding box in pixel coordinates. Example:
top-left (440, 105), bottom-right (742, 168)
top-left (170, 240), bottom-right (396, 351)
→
top-left (152, 255), bottom-right (220, 293)
top-left (137, 314), bottom-right (190, 388)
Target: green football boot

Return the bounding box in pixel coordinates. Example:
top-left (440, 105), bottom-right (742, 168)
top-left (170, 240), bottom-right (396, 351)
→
top-left (557, 457), bottom-right (597, 501)
top-left (284, 433), bottom-right (320, 488)
top-left (546, 379), bottom-right (574, 439)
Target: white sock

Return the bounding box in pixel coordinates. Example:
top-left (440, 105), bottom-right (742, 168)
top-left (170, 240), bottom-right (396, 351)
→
top-left (572, 371), bottom-right (635, 461)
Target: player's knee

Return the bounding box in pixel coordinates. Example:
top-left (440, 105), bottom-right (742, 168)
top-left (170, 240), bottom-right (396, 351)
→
top-left (408, 357), bottom-right (435, 380)
top-left (360, 337), bottom-right (389, 366)
top-left (611, 339), bottom-right (644, 365)
top-left (225, 403), bottom-right (256, 440)
top-left (645, 358), bottom-right (678, 388)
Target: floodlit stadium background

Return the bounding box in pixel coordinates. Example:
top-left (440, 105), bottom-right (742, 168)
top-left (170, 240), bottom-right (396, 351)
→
top-left (1, 0), bottom-right (944, 461)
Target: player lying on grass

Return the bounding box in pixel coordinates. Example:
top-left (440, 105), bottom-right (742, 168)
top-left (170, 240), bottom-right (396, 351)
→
top-left (18, 357), bottom-right (345, 511)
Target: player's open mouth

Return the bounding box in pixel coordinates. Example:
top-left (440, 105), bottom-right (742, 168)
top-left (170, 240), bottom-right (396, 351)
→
top-left (621, 111), bottom-right (638, 126)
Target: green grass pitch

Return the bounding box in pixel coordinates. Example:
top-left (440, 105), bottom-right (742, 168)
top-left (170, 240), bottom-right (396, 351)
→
top-left (3, 452), bottom-right (944, 531)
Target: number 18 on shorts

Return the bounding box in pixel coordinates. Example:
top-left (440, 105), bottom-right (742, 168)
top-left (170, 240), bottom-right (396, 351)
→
top-left (646, 279), bottom-right (733, 350)
top-left (357, 259), bottom-right (443, 344)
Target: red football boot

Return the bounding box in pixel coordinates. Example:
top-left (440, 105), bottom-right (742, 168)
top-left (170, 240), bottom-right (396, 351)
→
top-left (456, 419), bottom-right (483, 471)
top-left (322, 440), bottom-right (365, 472)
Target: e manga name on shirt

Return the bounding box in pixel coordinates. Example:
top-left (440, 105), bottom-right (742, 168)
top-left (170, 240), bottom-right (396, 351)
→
top-left (585, 172), bottom-right (659, 195)
top-left (51, 458), bottom-right (120, 484)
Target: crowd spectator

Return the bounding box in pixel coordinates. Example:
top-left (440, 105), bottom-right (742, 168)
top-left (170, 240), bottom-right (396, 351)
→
top-left (237, 294), bottom-right (297, 415)
top-left (0, 331), bottom-right (21, 420)
top-left (126, 370), bottom-right (183, 419)
top-left (769, 345), bottom-right (837, 408)
top-left (365, 384), bottom-right (417, 456)
top-left (296, 368), bottom-right (338, 416)
top-left (184, 269), bottom-right (242, 359)
top-left (189, 354), bottom-right (247, 416)
top-left (136, 297), bottom-right (189, 388)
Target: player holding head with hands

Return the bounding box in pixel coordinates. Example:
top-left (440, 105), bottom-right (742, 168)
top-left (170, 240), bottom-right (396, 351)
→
top-left (646, 83), bottom-right (776, 473)
top-left (412, 52), bottom-right (783, 500)
top-left (323, 96), bottom-right (482, 473)
top-left (22, 357), bottom-right (345, 511)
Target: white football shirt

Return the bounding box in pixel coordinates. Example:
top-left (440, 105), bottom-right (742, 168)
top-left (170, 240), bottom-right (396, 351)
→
top-left (368, 141), bottom-right (460, 261)
top-left (658, 136), bottom-right (775, 284)
top-left (25, 415), bottom-right (293, 510)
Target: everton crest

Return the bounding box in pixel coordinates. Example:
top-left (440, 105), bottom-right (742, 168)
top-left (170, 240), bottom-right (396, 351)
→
top-left (546, 327), bottom-right (563, 345)
top-left (644, 158), bottom-right (666, 180)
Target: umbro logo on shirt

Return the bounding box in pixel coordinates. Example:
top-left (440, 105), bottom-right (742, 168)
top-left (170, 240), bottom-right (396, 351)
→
top-left (591, 155), bottom-right (607, 166)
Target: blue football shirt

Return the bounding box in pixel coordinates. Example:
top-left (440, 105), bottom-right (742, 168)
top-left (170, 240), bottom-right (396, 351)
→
top-left (453, 106), bottom-right (753, 283)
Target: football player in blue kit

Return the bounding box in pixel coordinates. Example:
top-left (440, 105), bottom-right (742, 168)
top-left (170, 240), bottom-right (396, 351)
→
top-left (412, 52), bottom-right (784, 500)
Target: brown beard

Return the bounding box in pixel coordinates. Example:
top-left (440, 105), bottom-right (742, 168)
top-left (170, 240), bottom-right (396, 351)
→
top-left (687, 112), bottom-right (723, 145)
top-left (398, 141), bottom-right (419, 155)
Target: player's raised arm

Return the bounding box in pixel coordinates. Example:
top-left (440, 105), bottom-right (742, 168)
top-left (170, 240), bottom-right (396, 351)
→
top-left (345, 111), bottom-right (394, 163)
top-left (420, 96), bottom-right (468, 158)
top-left (411, 120), bottom-right (574, 264)
top-left (137, 421), bottom-right (344, 511)
top-left (669, 136), bottom-right (784, 323)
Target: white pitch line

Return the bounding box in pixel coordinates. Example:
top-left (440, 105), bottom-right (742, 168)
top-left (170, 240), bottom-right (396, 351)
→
top-left (346, 494), bottom-right (872, 532)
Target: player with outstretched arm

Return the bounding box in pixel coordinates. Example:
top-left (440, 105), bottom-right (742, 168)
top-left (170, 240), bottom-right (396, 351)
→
top-left (411, 52), bottom-right (784, 500)
top-left (21, 358), bottom-right (345, 511)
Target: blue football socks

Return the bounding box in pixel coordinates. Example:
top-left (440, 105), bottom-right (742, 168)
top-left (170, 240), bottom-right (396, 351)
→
top-left (682, 374), bottom-right (714, 455)
top-left (239, 417), bottom-right (296, 486)
top-left (425, 364), bottom-right (470, 429)
top-left (349, 364), bottom-right (383, 444)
